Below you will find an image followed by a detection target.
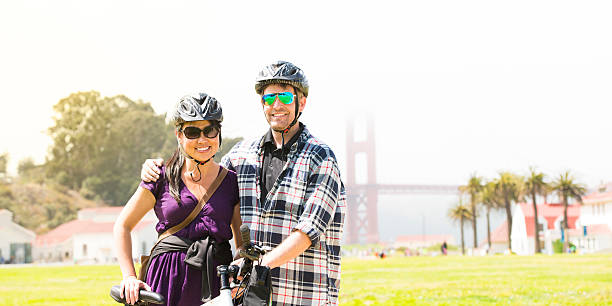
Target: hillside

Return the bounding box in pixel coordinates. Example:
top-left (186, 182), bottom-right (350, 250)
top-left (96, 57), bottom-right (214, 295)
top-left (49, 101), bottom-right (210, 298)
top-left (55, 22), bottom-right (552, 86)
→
top-left (0, 181), bottom-right (102, 234)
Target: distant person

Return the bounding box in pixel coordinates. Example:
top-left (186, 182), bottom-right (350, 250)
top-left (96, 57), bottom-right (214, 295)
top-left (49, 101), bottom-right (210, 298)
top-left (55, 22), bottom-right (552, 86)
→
top-left (441, 241), bottom-right (448, 255)
top-left (0, 254), bottom-right (4, 264)
top-left (141, 61), bottom-right (346, 305)
top-left (114, 93), bottom-right (243, 305)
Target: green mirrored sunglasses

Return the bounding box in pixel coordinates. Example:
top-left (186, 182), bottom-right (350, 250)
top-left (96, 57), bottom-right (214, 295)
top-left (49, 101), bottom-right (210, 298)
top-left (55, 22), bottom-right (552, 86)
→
top-left (261, 92), bottom-right (294, 105)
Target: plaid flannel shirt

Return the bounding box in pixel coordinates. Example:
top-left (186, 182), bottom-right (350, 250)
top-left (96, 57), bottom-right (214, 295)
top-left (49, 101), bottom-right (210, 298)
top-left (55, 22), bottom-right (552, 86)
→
top-left (221, 125), bottom-right (346, 305)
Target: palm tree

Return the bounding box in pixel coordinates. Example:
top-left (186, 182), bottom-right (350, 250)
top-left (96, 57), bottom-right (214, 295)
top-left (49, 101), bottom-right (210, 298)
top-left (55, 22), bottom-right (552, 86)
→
top-left (481, 180), bottom-right (502, 251)
top-left (551, 171), bottom-right (586, 252)
top-left (524, 167), bottom-right (548, 254)
top-left (448, 201), bottom-right (473, 255)
top-left (460, 174), bottom-right (483, 250)
top-left (494, 172), bottom-right (522, 251)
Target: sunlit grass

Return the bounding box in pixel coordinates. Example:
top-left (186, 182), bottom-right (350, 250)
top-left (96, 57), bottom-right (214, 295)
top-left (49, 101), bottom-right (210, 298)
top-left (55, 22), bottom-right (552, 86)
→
top-left (340, 254), bottom-right (612, 305)
top-left (0, 265), bottom-right (120, 305)
top-left (0, 254), bottom-right (610, 305)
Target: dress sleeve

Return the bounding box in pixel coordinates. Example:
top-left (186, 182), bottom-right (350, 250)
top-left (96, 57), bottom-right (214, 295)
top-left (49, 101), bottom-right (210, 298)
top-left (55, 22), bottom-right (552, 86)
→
top-left (139, 165), bottom-right (165, 199)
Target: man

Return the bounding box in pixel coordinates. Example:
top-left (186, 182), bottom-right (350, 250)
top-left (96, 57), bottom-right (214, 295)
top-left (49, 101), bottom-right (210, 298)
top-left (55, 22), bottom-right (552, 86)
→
top-left (142, 61), bottom-right (346, 305)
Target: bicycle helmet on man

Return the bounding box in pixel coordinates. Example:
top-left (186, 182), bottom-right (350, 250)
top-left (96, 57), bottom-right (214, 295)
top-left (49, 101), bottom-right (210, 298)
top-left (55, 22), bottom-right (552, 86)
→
top-left (255, 61), bottom-right (308, 134)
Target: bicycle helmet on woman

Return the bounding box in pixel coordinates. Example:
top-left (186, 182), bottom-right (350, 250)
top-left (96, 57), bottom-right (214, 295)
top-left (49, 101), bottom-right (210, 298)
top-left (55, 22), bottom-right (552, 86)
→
top-left (170, 92), bottom-right (223, 181)
top-left (171, 92), bottom-right (223, 125)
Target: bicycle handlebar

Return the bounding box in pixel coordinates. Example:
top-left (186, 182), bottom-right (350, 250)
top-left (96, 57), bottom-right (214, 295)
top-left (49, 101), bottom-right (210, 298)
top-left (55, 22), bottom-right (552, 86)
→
top-left (204, 225), bottom-right (270, 305)
top-left (110, 285), bottom-right (165, 305)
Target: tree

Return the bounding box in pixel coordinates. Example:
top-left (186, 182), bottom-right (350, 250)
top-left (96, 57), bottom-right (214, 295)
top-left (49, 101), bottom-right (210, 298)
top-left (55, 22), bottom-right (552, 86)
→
top-left (46, 91), bottom-right (246, 205)
top-left (550, 171), bottom-right (586, 252)
top-left (17, 157), bottom-right (44, 184)
top-left (448, 201), bottom-right (472, 255)
top-left (47, 91), bottom-right (108, 189)
top-left (493, 172), bottom-right (522, 251)
top-left (214, 136), bottom-right (243, 163)
top-left (0, 181), bottom-right (13, 213)
top-left (18, 157), bottom-right (36, 174)
top-left (46, 91), bottom-right (172, 205)
top-left (481, 180), bottom-right (502, 251)
top-left (0, 152), bottom-right (8, 181)
top-left (524, 167), bottom-right (548, 254)
top-left (460, 174), bottom-right (483, 249)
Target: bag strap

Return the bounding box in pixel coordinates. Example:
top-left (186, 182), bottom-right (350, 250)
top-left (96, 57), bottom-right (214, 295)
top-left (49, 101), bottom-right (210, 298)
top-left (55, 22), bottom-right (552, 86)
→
top-left (152, 167), bottom-right (228, 247)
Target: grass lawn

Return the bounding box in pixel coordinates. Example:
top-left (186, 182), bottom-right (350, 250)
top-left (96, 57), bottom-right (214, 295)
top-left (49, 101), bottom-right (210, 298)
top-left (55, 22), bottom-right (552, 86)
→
top-left (340, 254), bottom-right (612, 305)
top-left (0, 264), bottom-right (121, 305)
top-left (0, 254), bottom-right (610, 305)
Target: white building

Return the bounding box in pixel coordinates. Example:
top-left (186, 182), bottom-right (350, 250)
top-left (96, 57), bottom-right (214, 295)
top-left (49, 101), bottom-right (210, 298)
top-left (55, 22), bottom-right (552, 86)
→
top-left (484, 202), bottom-right (581, 255)
top-left (576, 183), bottom-right (612, 253)
top-left (0, 209), bottom-right (36, 263)
top-left (33, 207), bottom-right (157, 264)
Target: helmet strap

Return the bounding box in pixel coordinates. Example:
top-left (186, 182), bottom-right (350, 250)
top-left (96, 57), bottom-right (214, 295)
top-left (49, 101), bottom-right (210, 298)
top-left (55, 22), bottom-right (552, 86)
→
top-left (188, 156), bottom-right (214, 183)
top-left (273, 86), bottom-right (301, 132)
top-left (274, 87), bottom-right (301, 162)
top-left (178, 144), bottom-right (214, 182)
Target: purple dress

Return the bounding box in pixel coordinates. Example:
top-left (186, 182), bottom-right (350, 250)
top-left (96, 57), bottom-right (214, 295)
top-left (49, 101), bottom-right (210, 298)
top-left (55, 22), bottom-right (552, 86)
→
top-left (139, 165), bottom-right (239, 306)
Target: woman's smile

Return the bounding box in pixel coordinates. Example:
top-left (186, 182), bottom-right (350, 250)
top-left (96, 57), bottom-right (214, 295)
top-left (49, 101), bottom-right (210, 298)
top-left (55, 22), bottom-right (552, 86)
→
top-left (195, 146), bottom-right (211, 153)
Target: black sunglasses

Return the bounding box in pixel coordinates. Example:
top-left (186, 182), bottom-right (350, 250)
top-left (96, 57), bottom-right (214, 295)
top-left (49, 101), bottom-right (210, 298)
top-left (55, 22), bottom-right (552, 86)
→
top-left (181, 125), bottom-right (219, 139)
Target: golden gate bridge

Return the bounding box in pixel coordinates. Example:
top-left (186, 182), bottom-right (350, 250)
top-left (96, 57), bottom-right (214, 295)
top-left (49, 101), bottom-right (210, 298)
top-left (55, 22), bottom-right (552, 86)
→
top-left (345, 115), bottom-right (460, 244)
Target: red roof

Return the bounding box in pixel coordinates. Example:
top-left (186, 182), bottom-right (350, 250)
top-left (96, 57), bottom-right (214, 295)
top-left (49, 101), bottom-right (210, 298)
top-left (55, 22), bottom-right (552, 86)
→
top-left (481, 203), bottom-right (581, 246)
top-left (34, 219), bottom-right (152, 246)
top-left (79, 207), bottom-right (124, 214)
top-left (490, 220), bottom-right (510, 243)
top-left (582, 184), bottom-right (612, 204)
top-left (485, 221), bottom-right (611, 246)
top-left (518, 202), bottom-right (580, 237)
top-left (478, 220), bottom-right (510, 248)
top-left (582, 191), bottom-right (612, 202)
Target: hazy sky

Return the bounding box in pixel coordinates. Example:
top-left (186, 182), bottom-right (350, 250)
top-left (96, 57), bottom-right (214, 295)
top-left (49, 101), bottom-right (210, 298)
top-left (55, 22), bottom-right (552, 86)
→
top-left (2, 0), bottom-right (612, 190)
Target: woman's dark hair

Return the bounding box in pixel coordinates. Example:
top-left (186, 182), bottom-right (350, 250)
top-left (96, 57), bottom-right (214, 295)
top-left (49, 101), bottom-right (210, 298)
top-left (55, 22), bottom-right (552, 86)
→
top-left (165, 120), bottom-right (222, 205)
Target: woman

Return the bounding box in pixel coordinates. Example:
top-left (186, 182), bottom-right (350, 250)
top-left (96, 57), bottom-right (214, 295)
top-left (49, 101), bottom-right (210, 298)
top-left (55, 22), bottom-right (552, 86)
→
top-left (113, 92), bottom-right (242, 305)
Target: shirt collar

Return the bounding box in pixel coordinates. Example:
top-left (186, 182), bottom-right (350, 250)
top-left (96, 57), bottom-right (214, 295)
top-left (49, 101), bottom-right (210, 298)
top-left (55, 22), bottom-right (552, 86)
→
top-left (262, 122), bottom-right (305, 151)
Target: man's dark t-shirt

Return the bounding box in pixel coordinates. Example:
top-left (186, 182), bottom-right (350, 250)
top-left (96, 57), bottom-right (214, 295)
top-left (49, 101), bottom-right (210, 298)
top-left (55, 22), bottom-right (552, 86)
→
top-left (260, 123), bottom-right (304, 200)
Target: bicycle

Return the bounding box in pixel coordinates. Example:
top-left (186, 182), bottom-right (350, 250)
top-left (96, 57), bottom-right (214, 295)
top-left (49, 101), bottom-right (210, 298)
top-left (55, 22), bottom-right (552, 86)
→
top-left (110, 224), bottom-right (269, 306)
top-left (203, 224), bottom-right (269, 306)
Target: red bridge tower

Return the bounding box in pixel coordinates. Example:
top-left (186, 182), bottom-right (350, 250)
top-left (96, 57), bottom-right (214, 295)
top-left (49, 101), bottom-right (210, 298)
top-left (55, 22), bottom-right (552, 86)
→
top-left (345, 115), bottom-right (459, 244)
